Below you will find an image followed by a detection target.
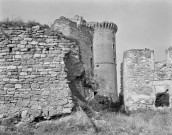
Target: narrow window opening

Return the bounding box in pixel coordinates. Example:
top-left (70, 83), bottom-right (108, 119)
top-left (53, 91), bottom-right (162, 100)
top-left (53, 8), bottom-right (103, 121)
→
top-left (96, 65), bottom-right (99, 67)
top-left (155, 89), bottom-right (170, 107)
top-left (90, 58), bottom-right (93, 68)
top-left (91, 47), bottom-right (93, 53)
top-left (112, 44), bottom-right (115, 50)
top-left (113, 57), bottom-right (116, 63)
top-left (94, 91), bottom-right (98, 96)
top-left (9, 47), bottom-right (13, 53)
top-left (27, 48), bottom-right (31, 51)
top-left (46, 47), bottom-right (49, 51)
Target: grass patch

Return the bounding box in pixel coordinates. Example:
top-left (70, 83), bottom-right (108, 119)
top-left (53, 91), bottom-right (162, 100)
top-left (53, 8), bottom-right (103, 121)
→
top-left (0, 109), bottom-right (172, 135)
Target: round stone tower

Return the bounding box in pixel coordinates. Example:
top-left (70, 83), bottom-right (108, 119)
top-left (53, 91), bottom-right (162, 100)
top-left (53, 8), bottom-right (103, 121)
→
top-left (92, 22), bottom-right (118, 102)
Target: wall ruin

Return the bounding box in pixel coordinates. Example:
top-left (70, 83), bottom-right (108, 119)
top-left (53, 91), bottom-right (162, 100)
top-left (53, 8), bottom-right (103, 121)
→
top-left (0, 15), bottom-right (120, 122)
top-left (52, 16), bottom-right (93, 71)
top-left (123, 48), bottom-right (172, 111)
top-left (0, 25), bottom-right (78, 121)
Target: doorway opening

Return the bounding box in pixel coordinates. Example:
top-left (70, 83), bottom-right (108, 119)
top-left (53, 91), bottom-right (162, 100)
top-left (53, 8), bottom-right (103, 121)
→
top-left (155, 89), bottom-right (170, 107)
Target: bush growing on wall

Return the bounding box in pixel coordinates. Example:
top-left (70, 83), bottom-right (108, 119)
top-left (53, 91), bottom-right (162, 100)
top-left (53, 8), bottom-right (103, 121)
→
top-left (0, 18), bottom-right (49, 29)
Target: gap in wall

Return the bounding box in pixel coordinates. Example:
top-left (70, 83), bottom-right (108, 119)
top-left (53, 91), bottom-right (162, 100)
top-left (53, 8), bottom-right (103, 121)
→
top-left (155, 91), bottom-right (170, 107)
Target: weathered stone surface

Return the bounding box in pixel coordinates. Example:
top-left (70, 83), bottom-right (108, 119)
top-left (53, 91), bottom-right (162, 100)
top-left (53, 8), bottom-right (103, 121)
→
top-left (20, 40), bottom-right (27, 45)
top-left (123, 48), bottom-right (172, 111)
top-left (5, 84), bottom-right (15, 88)
top-left (0, 17), bottom-right (94, 122)
top-left (24, 38), bottom-right (32, 41)
top-left (30, 41), bottom-right (38, 45)
top-left (62, 108), bottom-right (72, 113)
top-left (34, 54), bottom-right (41, 58)
top-left (27, 59), bottom-right (36, 65)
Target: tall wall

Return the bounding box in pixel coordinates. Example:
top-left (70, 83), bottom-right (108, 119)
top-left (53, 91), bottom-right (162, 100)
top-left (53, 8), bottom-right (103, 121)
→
top-left (92, 22), bottom-right (118, 102)
top-left (52, 16), bottom-right (93, 71)
top-left (0, 26), bottom-right (77, 120)
top-left (123, 49), bottom-right (155, 110)
top-left (123, 47), bottom-right (172, 110)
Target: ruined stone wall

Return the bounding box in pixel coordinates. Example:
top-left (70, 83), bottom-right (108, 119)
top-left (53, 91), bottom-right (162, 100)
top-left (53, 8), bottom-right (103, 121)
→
top-left (52, 17), bottom-right (93, 71)
top-left (153, 47), bottom-right (172, 108)
top-left (123, 49), bottom-right (155, 110)
top-left (0, 26), bottom-right (77, 120)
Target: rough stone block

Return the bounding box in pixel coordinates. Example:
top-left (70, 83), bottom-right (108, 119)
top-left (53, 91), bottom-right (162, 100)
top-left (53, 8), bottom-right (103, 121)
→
top-left (20, 72), bottom-right (27, 76)
top-left (3, 78), bottom-right (9, 81)
top-left (30, 41), bottom-right (38, 45)
top-left (41, 54), bottom-right (46, 57)
top-left (57, 99), bottom-right (68, 106)
top-left (35, 77), bottom-right (44, 82)
top-left (13, 61), bottom-right (21, 66)
top-left (64, 103), bottom-right (74, 108)
top-left (15, 84), bottom-right (22, 89)
top-left (44, 62), bottom-right (50, 65)
top-left (0, 114), bottom-right (4, 119)
top-left (24, 38), bottom-right (32, 41)
top-left (22, 84), bottom-right (31, 89)
top-left (16, 100), bottom-right (29, 107)
top-left (39, 42), bottom-right (46, 46)
top-left (0, 91), bottom-right (6, 95)
top-left (46, 39), bottom-right (54, 43)
top-left (34, 54), bottom-right (41, 58)
top-left (32, 25), bottom-right (40, 31)
top-left (26, 68), bottom-right (33, 72)
top-left (21, 110), bottom-right (28, 120)
top-left (11, 37), bottom-right (19, 41)
top-left (23, 54), bottom-right (33, 59)
top-left (27, 59), bottom-right (36, 65)
top-left (40, 71), bottom-right (47, 75)
top-left (31, 83), bottom-right (39, 89)
top-left (0, 96), bottom-right (5, 101)
top-left (41, 91), bottom-right (50, 96)
top-left (10, 79), bottom-right (18, 82)
top-left (15, 55), bottom-right (22, 59)
top-left (62, 108), bottom-right (71, 114)
top-left (20, 40), bottom-right (27, 45)
top-left (7, 66), bottom-right (16, 69)
top-left (5, 84), bottom-right (15, 88)
top-left (7, 91), bottom-right (15, 95)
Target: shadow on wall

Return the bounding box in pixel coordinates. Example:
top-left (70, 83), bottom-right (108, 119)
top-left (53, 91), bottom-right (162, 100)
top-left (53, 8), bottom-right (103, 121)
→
top-left (64, 50), bottom-right (126, 115)
top-left (155, 90), bottom-right (170, 108)
top-left (63, 50), bottom-right (98, 117)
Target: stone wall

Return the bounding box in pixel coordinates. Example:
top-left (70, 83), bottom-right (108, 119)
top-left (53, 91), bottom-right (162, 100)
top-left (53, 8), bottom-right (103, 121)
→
top-left (123, 49), bottom-right (155, 110)
top-left (0, 26), bottom-right (78, 120)
top-left (123, 47), bottom-right (172, 110)
top-left (52, 16), bottom-right (93, 71)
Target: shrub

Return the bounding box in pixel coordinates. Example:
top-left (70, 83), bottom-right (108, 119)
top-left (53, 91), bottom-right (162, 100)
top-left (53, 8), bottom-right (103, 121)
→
top-left (0, 18), bottom-right (50, 29)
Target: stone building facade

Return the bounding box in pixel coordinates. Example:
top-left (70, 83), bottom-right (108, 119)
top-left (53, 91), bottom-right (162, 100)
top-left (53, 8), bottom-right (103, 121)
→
top-left (123, 47), bottom-right (172, 111)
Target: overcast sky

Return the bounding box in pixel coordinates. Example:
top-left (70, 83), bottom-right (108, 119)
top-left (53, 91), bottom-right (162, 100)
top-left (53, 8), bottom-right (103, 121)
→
top-left (0, 0), bottom-right (172, 88)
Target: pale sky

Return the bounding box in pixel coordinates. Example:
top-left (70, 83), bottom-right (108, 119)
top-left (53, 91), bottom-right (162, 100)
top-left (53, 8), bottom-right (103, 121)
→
top-left (0, 0), bottom-right (172, 88)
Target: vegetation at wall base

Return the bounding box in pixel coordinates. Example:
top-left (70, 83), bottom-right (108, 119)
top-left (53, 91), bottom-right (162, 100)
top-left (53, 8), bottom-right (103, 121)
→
top-left (0, 108), bottom-right (172, 135)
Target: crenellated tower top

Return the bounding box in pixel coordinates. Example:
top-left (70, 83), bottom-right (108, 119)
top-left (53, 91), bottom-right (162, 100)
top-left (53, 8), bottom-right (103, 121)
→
top-left (86, 21), bottom-right (118, 33)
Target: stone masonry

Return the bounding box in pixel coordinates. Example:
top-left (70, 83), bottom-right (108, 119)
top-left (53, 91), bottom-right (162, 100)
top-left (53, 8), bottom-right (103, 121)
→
top-left (0, 15), bottom-right (119, 121)
top-left (0, 25), bottom-right (77, 120)
top-left (123, 48), bottom-right (172, 111)
top-left (52, 16), bottom-right (119, 102)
